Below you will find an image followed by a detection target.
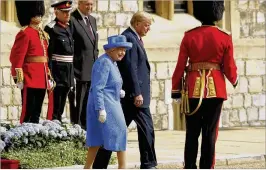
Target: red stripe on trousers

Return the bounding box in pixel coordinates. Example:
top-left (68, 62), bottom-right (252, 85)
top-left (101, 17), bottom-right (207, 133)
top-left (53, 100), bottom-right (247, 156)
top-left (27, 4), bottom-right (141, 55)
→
top-left (211, 118), bottom-right (220, 169)
top-left (20, 87), bottom-right (28, 123)
top-left (46, 90), bottom-right (54, 120)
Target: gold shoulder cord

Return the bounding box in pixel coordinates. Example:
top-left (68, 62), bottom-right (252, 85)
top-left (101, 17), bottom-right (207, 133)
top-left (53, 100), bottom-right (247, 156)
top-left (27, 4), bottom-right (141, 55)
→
top-left (15, 68), bottom-right (24, 83)
top-left (38, 27), bottom-right (56, 91)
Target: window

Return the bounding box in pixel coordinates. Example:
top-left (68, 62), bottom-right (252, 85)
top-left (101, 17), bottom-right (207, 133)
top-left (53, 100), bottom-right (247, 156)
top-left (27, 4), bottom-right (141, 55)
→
top-left (143, 1), bottom-right (188, 14)
top-left (143, 1), bottom-right (155, 13)
top-left (142, 0), bottom-right (191, 20)
top-left (174, 0), bottom-right (187, 13)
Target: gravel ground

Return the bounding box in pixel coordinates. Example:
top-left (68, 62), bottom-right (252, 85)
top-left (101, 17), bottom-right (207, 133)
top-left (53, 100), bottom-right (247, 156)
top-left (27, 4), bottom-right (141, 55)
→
top-left (215, 160), bottom-right (266, 169)
top-left (156, 160), bottom-right (266, 169)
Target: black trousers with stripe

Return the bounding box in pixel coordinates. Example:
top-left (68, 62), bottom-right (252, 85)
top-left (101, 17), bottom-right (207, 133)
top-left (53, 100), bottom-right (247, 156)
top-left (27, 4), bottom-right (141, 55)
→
top-left (21, 88), bottom-right (46, 123)
top-left (184, 98), bottom-right (223, 169)
top-left (68, 86), bottom-right (76, 124)
top-left (52, 86), bottom-right (70, 121)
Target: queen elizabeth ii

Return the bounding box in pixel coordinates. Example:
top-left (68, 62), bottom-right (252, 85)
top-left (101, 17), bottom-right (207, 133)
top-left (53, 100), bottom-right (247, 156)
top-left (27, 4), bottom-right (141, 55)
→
top-left (84, 35), bottom-right (132, 169)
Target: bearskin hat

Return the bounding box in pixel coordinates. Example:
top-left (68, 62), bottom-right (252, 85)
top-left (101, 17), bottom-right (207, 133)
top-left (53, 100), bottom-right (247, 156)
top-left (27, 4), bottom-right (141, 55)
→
top-left (193, 0), bottom-right (225, 24)
top-left (15, 0), bottom-right (45, 27)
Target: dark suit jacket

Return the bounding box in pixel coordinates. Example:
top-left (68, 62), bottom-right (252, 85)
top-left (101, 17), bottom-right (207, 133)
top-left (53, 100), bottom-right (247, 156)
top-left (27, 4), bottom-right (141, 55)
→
top-left (70, 9), bottom-right (99, 81)
top-left (118, 27), bottom-right (151, 108)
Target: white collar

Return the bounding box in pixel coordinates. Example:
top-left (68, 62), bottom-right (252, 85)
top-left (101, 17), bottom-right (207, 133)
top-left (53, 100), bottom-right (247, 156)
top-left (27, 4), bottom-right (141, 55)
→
top-left (77, 8), bottom-right (87, 19)
top-left (130, 25), bottom-right (140, 40)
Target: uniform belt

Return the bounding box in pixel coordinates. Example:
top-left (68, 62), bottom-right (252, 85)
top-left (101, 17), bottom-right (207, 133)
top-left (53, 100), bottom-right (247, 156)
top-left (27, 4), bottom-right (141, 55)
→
top-left (24, 56), bottom-right (48, 63)
top-left (52, 55), bottom-right (73, 63)
top-left (182, 62), bottom-right (220, 116)
top-left (187, 62), bottom-right (220, 71)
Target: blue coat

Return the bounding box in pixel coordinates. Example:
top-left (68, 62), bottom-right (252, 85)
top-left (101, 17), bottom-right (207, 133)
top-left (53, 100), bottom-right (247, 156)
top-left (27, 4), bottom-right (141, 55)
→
top-left (86, 54), bottom-right (127, 151)
top-left (117, 27), bottom-right (151, 108)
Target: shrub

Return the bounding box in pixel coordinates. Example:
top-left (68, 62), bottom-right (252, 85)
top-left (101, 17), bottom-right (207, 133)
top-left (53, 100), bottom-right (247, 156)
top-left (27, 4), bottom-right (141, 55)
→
top-left (1, 141), bottom-right (87, 169)
top-left (0, 120), bottom-right (116, 169)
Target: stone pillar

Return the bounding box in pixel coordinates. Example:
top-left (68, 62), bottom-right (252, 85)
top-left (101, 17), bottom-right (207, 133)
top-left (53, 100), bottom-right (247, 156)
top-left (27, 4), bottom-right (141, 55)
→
top-left (3, 0), bottom-right (16, 24)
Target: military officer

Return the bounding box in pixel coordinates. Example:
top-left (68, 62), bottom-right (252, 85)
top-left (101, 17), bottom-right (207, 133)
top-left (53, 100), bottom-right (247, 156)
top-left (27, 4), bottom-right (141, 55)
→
top-left (44, 0), bottom-right (75, 122)
top-left (171, 1), bottom-right (238, 169)
top-left (10, 0), bottom-right (55, 123)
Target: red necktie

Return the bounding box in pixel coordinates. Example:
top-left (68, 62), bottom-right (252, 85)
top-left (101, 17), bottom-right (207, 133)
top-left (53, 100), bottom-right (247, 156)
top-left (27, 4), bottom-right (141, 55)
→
top-left (140, 38), bottom-right (144, 46)
top-left (85, 17), bottom-right (95, 41)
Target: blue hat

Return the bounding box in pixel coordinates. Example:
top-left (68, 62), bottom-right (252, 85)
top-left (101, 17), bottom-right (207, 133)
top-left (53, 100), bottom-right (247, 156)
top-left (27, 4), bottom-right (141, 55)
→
top-left (103, 35), bottom-right (132, 51)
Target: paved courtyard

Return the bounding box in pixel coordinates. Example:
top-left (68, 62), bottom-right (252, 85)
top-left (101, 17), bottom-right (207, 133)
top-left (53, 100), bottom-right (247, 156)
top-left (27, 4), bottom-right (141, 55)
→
top-left (56, 127), bottom-right (265, 169)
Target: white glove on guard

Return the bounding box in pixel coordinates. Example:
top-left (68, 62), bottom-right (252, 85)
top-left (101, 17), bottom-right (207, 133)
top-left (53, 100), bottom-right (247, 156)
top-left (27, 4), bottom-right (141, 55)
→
top-left (49, 80), bottom-right (54, 89)
top-left (17, 82), bottom-right (24, 90)
top-left (173, 98), bottom-right (182, 104)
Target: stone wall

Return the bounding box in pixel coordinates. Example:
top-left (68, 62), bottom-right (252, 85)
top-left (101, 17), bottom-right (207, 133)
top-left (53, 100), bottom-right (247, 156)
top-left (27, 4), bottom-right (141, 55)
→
top-left (220, 39), bottom-right (265, 127)
top-left (237, 0), bottom-right (265, 38)
top-left (0, 0), bottom-right (265, 130)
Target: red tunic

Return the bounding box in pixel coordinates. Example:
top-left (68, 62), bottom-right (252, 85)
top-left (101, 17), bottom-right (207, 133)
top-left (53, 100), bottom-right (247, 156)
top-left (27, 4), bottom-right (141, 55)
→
top-left (9, 26), bottom-right (49, 89)
top-left (172, 26), bottom-right (238, 100)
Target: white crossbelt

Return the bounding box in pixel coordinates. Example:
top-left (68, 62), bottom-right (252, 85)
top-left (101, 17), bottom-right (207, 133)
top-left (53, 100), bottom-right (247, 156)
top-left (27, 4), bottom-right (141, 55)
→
top-left (52, 54), bottom-right (73, 62)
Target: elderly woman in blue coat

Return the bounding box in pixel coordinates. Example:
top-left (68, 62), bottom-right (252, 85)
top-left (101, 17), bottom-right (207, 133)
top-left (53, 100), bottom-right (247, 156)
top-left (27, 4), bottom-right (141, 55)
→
top-left (84, 35), bottom-right (132, 169)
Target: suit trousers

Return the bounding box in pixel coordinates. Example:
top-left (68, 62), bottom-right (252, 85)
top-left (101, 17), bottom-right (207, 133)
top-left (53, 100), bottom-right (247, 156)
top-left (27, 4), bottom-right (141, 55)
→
top-left (52, 86), bottom-right (70, 121)
top-left (184, 98), bottom-right (223, 169)
top-left (22, 87), bottom-right (46, 123)
top-left (75, 80), bottom-right (91, 129)
top-left (93, 97), bottom-right (157, 169)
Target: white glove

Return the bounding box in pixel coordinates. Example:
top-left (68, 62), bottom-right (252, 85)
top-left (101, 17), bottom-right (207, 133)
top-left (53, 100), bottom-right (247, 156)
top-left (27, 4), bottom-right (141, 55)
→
top-left (49, 80), bottom-right (54, 88)
top-left (47, 80), bottom-right (56, 91)
top-left (173, 98), bottom-right (182, 104)
top-left (17, 82), bottom-right (23, 90)
top-left (120, 89), bottom-right (125, 98)
top-left (71, 78), bottom-right (76, 90)
top-left (98, 110), bottom-right (107, 123)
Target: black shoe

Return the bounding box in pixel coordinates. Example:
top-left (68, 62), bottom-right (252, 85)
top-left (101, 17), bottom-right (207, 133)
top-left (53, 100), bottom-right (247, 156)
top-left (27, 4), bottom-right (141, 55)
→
top-left (147, 167), bottom-right (157, 169)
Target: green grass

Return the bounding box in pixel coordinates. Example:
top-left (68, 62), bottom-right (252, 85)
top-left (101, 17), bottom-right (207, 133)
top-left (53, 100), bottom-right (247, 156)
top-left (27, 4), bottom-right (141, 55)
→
top-left (2, 141), bottom-right (116, 169)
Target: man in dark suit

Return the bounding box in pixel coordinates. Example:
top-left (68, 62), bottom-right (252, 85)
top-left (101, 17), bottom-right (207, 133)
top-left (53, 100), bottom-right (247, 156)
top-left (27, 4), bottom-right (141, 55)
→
top-left (93, 11), bottom-right (157, 169)
top-left (70, 0), bottom-right (98, 129)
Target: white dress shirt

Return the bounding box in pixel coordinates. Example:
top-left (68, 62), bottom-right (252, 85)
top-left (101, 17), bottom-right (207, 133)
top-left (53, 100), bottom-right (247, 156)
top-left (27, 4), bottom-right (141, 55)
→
top-left (77, 9), bottom-right (95, 39)
top-left (130, 25), bottom-right (141, 40)
top-left (78, 9), bottom-right (89, 25)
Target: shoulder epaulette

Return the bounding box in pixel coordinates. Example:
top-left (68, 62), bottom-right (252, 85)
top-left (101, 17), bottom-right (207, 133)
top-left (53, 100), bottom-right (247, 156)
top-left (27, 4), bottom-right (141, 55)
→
top-left (20, 26), bottom-right (28, 31)
top-left (217, 27), bottom-right (231, 35)
top-left (46, 21), bottom-right (56, 28)
top-left (185, 26), bottom-right (200, 33)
